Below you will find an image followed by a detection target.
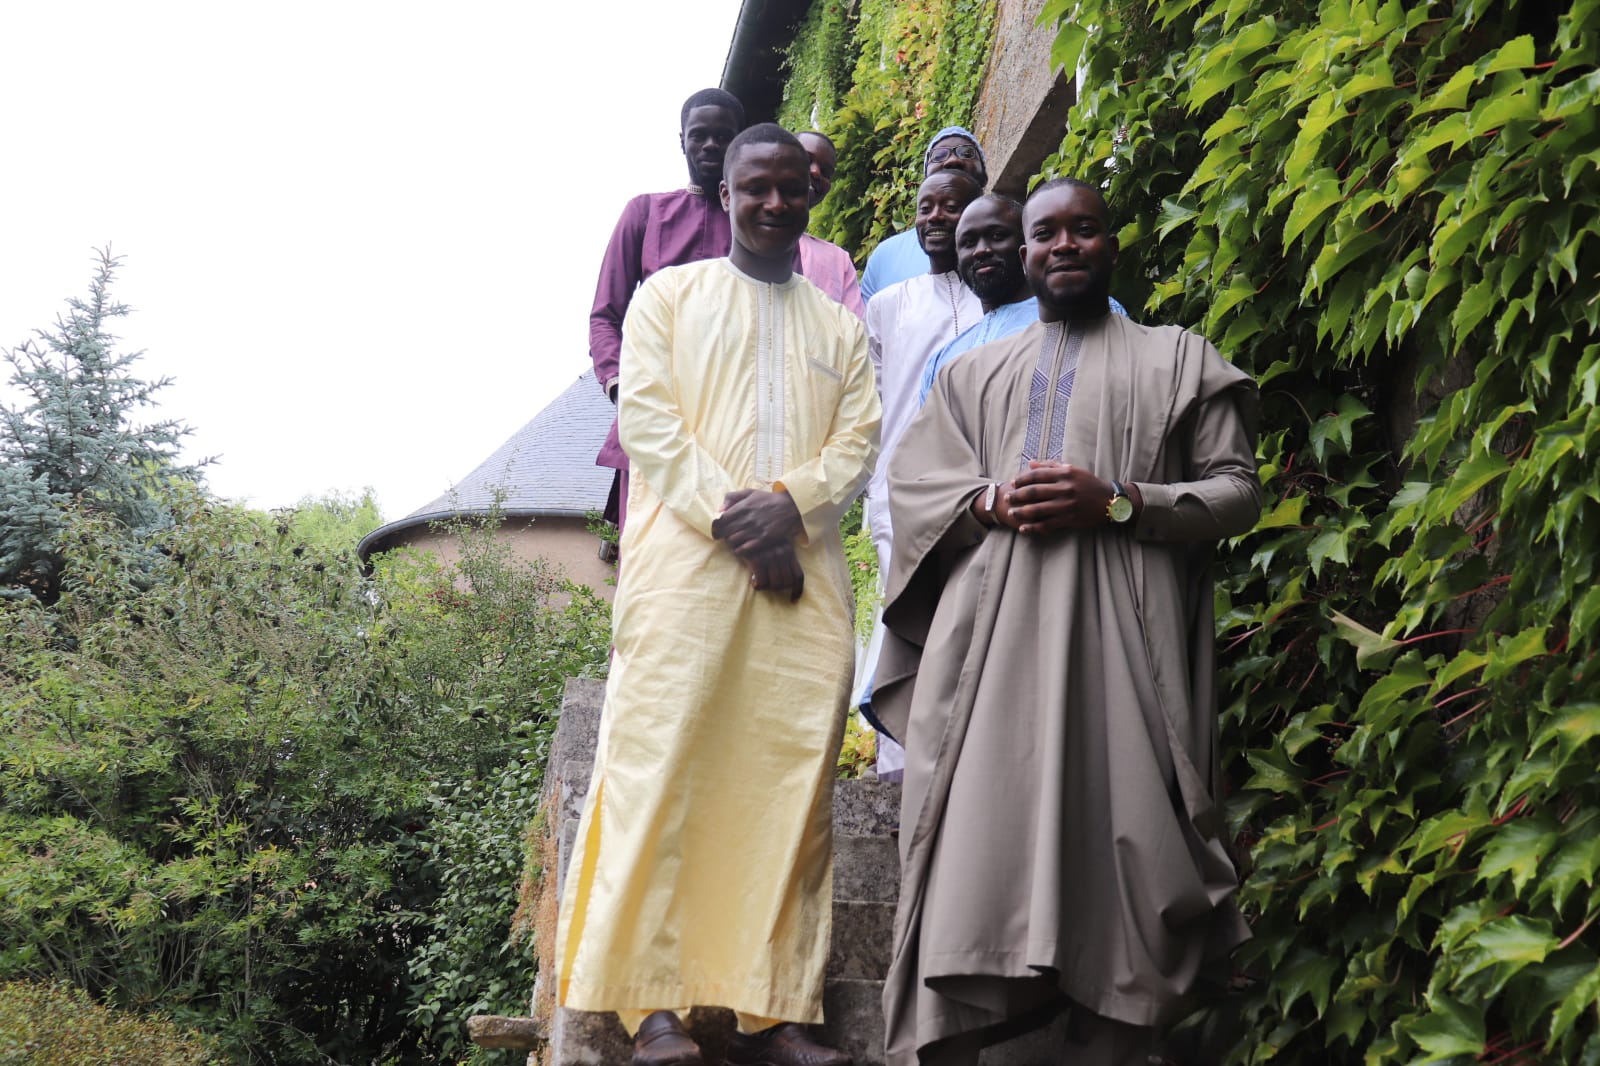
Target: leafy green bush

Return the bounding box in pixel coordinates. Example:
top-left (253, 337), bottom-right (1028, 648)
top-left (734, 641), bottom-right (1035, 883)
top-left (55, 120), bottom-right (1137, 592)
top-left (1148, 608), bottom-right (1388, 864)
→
top-left (0, 493), bottom-right (609, 1063)
top-left (0, 980), bottom-right (213, 1065)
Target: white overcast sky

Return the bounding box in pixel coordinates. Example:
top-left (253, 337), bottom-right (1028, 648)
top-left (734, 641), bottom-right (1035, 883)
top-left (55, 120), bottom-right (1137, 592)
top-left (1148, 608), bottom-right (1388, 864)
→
top-left (1, 0), bottom-right (749, 518)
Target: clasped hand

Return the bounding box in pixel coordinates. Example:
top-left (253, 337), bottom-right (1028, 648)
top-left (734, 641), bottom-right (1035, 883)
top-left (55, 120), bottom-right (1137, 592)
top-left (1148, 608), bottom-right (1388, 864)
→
top-left (711, 489), bottom-right (806, 601)
top-left (991, 461), bottom-right (1113, 536)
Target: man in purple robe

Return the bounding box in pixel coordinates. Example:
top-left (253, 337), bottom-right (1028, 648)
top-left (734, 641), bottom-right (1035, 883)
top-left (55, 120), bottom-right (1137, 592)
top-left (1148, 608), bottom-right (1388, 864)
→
top-left (589, 92), bottom-right (862, 537)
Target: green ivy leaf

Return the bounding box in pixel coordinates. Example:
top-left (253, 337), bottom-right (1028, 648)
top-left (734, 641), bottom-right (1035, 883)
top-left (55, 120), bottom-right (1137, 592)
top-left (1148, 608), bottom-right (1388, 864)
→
top-left (1308, 394), bottom-right (1372, 463)
top-left (1573, 586), bottom-right (1600, 640)
top-left (1306, 515), bottom-right (1369, 578)
top-left (1467, 82), bottom-right (1538, 136)
top-left (1544, 69), bottom-right (1600, 121)
top-left (1414, 66), bottom-right (1476, 116)
top-left (1549, 966), bottom-right (1600, 1045)
top-left (1329, 609), bottom-right (1402, 669)
top-left (1477, 816), bottom-right (1559, 895)
top-left (1050, 22), bottom-right (1088, 74)
top-left (1275, 948), bottom-right (1339, 1016)
top-left (1403, 995), bottom-right (1484, 1059)
top-left (1254, 493), bottom-right (1307, 531)
top-left (1433, 448), bottom-right (1509, 516)
top-left (1282, 168), bottom-right (1342, 249)
top-left (1475, 34), bottom-right (1535, 77)
top-left (1482, 626), bottom-right (1548, 684)
top-left (1244, 748), bottom-right (1302, 793)
top-left (1459, 914), bottom-right (1558, 983)
top-left (1533, 824), bottom-right (1600, 914)
top-left (1531, 702), bottom-right (1600, 761)
top-left (1407, 810), bottom-right (1485, 864)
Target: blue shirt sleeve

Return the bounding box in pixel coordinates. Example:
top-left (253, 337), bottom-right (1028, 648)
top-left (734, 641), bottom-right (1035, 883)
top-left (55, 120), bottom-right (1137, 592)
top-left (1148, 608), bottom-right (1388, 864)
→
top-left (860, 231), bottom-right (929, 304)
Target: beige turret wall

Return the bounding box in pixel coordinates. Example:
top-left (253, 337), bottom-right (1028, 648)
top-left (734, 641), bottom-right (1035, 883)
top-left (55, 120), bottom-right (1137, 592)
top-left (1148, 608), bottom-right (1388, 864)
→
top-left (380, 516), bottom-right (617, 602)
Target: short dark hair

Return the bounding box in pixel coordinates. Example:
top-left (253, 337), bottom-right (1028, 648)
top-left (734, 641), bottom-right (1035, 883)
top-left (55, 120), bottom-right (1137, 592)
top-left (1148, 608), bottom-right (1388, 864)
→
top-left (680, 88), bottom-right (745, 130)
top-left (797, 130), bottom-right (836, 153)
top-left (724, 123), bottom-right (807, 175)
top-left (1025, 177), bottom-right (1112, 226)
top-left (919, 169), bottom-right (984, 199)
top-left (969, 192), bottom-right (1023, 220)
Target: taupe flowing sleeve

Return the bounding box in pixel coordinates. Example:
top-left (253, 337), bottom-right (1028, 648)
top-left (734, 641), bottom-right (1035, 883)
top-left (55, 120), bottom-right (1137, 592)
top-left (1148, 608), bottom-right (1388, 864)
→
top-left (1130, 333), bottom-right (1262, 543)
top-left (882, 365), bottom-right (994, 646)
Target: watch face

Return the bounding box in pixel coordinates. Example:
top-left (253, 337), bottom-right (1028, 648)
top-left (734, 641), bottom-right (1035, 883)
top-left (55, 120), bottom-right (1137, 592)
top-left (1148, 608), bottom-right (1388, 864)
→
top-left (1109, 494), bottom-right (1134, 523)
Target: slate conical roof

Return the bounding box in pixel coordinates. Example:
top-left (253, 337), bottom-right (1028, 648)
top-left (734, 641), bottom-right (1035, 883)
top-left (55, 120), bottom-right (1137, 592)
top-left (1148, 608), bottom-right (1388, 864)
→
top-left (358, 370), bottom-right (614, 559)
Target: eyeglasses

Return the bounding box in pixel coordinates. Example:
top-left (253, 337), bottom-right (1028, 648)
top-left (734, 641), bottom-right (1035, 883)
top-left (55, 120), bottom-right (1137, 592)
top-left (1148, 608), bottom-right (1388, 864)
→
top-left (928, 144), bottom-right (980, 163)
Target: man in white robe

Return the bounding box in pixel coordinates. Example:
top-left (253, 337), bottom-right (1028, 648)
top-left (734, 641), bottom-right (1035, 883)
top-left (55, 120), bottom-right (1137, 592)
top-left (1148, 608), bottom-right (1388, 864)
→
top-left (556, 125), bottom-right (881, 1066)
top-left (860, 170), bottom-right (983, 777)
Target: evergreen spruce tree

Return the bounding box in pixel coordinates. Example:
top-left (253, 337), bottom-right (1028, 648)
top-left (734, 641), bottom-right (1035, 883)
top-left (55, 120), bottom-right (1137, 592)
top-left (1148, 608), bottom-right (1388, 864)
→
top-left (0, 248), bottom-right (204, 603)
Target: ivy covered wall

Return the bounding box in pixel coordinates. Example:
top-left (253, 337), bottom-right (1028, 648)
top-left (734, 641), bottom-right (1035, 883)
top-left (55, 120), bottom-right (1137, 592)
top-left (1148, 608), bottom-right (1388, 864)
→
top-left (784, 0), bottom-right (1600, 1061)
top-left (777, 0), bottom-right (998, 261)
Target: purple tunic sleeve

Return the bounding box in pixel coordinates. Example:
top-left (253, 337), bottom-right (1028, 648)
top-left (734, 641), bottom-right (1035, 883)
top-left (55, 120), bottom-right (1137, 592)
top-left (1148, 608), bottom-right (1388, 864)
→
top-left (589, 195), bottom-right (652, 396)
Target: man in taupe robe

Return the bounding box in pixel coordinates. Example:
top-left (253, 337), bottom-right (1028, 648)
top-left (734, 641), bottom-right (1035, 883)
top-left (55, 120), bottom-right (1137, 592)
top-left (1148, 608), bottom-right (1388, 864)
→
top-left (876, 178), bottom-right (1262, 1065)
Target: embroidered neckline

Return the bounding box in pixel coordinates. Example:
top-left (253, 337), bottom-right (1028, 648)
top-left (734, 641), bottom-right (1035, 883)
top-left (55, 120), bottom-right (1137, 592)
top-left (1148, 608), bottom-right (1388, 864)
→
top-left (940, 272), bottom-right (964, 335)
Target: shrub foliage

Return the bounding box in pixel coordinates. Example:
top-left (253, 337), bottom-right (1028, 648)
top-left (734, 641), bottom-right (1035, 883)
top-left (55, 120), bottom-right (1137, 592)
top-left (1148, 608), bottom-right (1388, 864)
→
top-left (0, 495), bottom-right (609, 1062)
top-left (0, 980), bottom-right (212, 1065)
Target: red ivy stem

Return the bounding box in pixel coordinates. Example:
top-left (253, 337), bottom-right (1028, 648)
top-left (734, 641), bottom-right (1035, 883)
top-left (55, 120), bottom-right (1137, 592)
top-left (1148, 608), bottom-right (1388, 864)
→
top-left (1491, 795), bottom-right (1529, 826)
top-left (1442, 699), bottom-right (1489, 730)
top-left (1435, 686), bottom-right (1488, 709)
top-left (1482, 1042), bottom-right (1545, 1065)
top-left (1397, 628), bottom-right (1475, 647)
top-left (1452, 574), bottom-right (1511, 601)
top-left (1557, 908), bottom-right (1598, 950)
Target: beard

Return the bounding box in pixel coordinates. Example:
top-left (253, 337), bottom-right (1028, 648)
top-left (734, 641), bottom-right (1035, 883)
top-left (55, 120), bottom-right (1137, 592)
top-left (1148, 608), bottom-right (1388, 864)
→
top-left (686, 157), bottom-right (723, 191)
top-left (961, 259), bottom-right (1025, 304)
top-left (1029, 267), bottom-right (1113, 320)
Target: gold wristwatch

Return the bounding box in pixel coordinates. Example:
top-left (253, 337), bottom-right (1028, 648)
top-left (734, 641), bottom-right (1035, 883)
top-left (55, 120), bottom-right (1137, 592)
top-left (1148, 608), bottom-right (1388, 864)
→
top-left (1106, 479), bottom-right (1134, 524)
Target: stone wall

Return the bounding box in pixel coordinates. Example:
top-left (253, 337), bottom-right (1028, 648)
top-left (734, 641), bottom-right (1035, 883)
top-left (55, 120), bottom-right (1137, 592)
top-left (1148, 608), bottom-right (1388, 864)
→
top-left (970, 0), bottom-right (1078, 198)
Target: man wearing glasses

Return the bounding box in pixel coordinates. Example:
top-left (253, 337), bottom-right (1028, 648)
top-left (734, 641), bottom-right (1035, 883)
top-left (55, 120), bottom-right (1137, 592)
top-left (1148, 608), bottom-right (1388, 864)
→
top-left (859, 127), bottom-right (989, 303)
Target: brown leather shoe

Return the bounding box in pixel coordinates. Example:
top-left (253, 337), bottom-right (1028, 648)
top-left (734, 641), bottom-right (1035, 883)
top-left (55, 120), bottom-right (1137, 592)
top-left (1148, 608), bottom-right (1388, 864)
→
top-left (632, 1010), bottom-right (704, 1066)
top-left (725, 1022), bottom-right (851, 1066)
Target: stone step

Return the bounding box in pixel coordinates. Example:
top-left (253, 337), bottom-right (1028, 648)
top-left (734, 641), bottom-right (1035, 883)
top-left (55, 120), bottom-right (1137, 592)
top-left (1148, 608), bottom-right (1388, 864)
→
top-left (832, 777), bottom-right (901, 837)
top-left (466, 1013), bottom-right (542, 1051)
top-left (834, 832), bottom-right (899, 903)
top-left (823, 978), bottom-right (887, 1066)
top-left (553, 1002), bottom-right (888, 1066)
top-left (545, 997), bottom-right (1078, 1066)
top-left (830, 899), bottom-right (894, 981)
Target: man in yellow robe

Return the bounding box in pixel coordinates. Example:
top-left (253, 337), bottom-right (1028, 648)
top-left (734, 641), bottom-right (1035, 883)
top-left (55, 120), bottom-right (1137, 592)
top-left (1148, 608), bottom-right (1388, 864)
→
top-left (556, 123), bottom-right (881, 1066)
